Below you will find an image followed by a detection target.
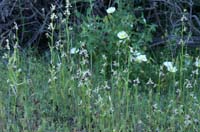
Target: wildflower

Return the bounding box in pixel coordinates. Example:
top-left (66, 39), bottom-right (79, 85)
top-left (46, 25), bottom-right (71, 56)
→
top-left (65, 0), bottom-right (71, 15)
top-left (48, 23), bottom-right (55, 30)
top-left (163, 61), bottom-right (177, 73)
top-left (133, 77), bottom-right (140, 86)
top-left (184, 115), bottom-right (192, 127)
top-left (48, 78), bottom-right (52, 83)
top-left (181, 15), bottom-right (188, 22)
top-left (14, 22), bottom-right (18, 30)
top-left (194, 119), bottom-right (199, 124)
top-left (192, 69), bottom-right (199, 75)
top-left (69, 26), bottom-right (73, 30)
top-left (106, 7), bottom-right (116, 14)
top-left (82, 70), bottom-right (91, 78)
top-left (178, 39), bottom-right (185, 45)
top-left (143, 18), bottom-right (146, 24)
top-left (146, 78), bottom-right (154, 85)
top-left (135, 54), bottom-right (147, 63)
top-left (102, 54), bottom-right (107, 60)
top-left (56, 63), bottom-right (62, 71)
top-left (184, 54), bottom-right (192, 66)
top-left (50, 4), bottom-right (56, 12)
top-left (117, 31), bottom-right (129, 39)
top-left (194, 57), bottom-right (200, 68)
top-left (184, 79), bottom-right (193, 89)
top-left (50, 13), bottom-right (57, 20)
top-left (61, 52), bottom-right (67, 58)
top-left (173, 109), bottom-right (178, 115)
top-left (104, 81), bottom-right (111, 90)
top-left (176, 89), bottom-right (181, 95)
top-left (70, 47), bottom-right (79, 54)
top-left (184, 9), bottom-right (187, 12)
top-left (17, 68), bottom-right (22, 73)
top-left (152, 103), bottom-right (158, 110)
top-left (113, 61), bottom-right (119, 67)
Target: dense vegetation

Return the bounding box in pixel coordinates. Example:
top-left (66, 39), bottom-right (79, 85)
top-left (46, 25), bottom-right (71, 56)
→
top-left (1, 0), bottom-right (200, 131)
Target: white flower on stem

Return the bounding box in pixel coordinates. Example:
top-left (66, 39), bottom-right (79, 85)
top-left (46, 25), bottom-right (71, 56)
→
top-left (106, 7), bottom-right (116, 14)
top-left (146, 78), bottom-right (154, 85)
top-left (135, 54), bottom-right (147, 63)
top-left (14, 22), bottom-right (18, 30)
top-left (51, 4), bottom-right (56, 11)
top-left (181, 15), bottom-right (188, 22)
top-left (117, 31), bottom-right (129, 39)
top-left (48, 23), bottom-right (55, 30)
top-left (5, 39), bottom-right (10, 50)
top-left (50, 13), bottom-right (57, 20)
top-left (163, 61), bottom-right (177, 73)
top-left (194, 57), bottom-right (200, 68)
top-left (70, 47), bottom-right (79, 54)
top-left (143, 18), bottom-right (146, 24)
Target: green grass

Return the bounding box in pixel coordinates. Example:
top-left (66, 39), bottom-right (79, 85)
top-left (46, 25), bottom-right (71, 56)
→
top-left (1, 2), bottom-right (200, 132)
top-left (1, 43), bottom-right (200, 132)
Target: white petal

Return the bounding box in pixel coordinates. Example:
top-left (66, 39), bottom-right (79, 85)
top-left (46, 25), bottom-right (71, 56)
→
top-left (70, 48), bottom-right (79, 54)
top-left (106, 7), bottom-right (116, 14)
top-left (117, 31), bottom-right (129, 39)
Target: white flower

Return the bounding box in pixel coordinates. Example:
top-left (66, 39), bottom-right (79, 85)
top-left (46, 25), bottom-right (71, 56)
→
top-left (163, 61), bottom-right (177, 73)
top-left (70, 47), bottom-right (79, 54)
top-left (194, 57), bottom-right (200, 68)
top-left (50, 13), bottom-right (57, 20)
top-left (163, 61), bottom-right (173, 68)
top-left (181, 15), bottom-right (188, 22)
top-left (135, 55), bottom-right (147, 63)
top-left (106, 7), bottom-right (116, 14)
top-left (117, 31), bottom-right (129, 39)
top-left (51, 4), bottom-right (56, 11)
top-left (14, 22), bottom-right (18, 30)
top-left (48, 23), bottom-right (55, 30)
top-left (170, 67), bottom-right (178, 73)
top-left (146, 78), bottom-right (154, 85)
